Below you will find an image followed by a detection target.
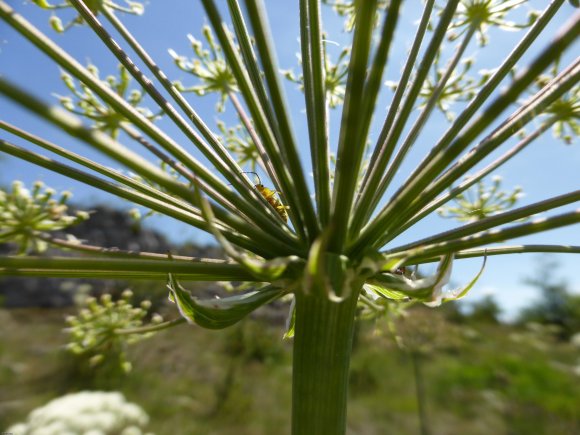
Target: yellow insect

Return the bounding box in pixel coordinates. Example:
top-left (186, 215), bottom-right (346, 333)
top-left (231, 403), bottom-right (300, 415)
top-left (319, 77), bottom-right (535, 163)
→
top-left (244, 172), bottom-right (289, 222)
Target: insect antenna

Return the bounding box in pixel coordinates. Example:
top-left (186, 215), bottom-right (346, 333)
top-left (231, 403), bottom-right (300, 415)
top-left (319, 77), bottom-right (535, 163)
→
top-left (240, 171), bottom-right (262, 186)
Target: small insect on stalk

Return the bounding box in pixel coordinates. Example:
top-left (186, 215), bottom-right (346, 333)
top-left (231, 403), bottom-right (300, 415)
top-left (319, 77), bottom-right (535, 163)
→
top-left (243, 172), bottom-right (289, 222)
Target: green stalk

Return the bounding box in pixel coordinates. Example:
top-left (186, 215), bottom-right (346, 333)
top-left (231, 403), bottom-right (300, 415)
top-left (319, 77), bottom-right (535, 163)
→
top-left (67, 0), bottom-right (297, 243)
top-left (37, 234), bottom-right (199, 261)
top-left (226, 0), bottom-right (280, 138)
top-left (101, 6), bottom-right (234, 164)
top-left (397, 209), bottom-right (580, 262)
top-left (350, 0), bottom-right (454, 235)
top-left (101, 5), bottom-right (269, 215)
top-left (242, 0), bottom-right (318, 234)
top-left (411, 352), bottom-right (430, 435)
top-left (408, 0), bottom-right (566, 179)
top-left (0, 120), bottom-right (201, 216)
top-left (0, 256), bottom-right (258, 281)
top-left (69, 1), bottom-right (237, 183)
top-left (300, 0), bottom-right (331, 226)
top-left (329, 0), bottom-right (377, 252)
top-left (0, 2), bottom-right (274, 233)
top-left (115, 318), bottom-right (187, 335)
top-left (373, 60), bottom-right (580, 249)
top-left (0, 140), bottom-right (288, 257)
top-left (389, 121), bottom-right (554, 241)
top-left (0, 78), bottom-right (302, 255)
top-left (356, 0), bottom-right (434, 193)
top-left (228, 92), bottom-right (297, 228)
top-left (389, 190), bottom-right (580, 255)
top-left (227, 92), bottom-right (270, 173)
top-left (0, 2), bottom-right (205, 182)
top-left (201, 0), bottom-right (318, 240)
top-left (349, 15), bottom-right (580, 256)
top-left (1, 3), bottom-right (227, 187)
top-left (355, 0), bottom-right (403, 149)
top-left (366, 24), bottom-right (477, 221)
top-left (222, 8), bottom-right (294, 222)
top-left (0, 139), bottom-right (204, 226)
top-left (344, 0), bottom-right (403, 241)
top-left (418, 60), bottom-right (580, 205)
top-left (378, 12), bottom-right (578, 237)
top-left (0, 78), bottom-right (198, 203)
top-left (292, 288), bottom-right (361, 435)
top-left (0, 120), bottom-right (247, 244)
top-left (412, 245), bottom-right (580, 264)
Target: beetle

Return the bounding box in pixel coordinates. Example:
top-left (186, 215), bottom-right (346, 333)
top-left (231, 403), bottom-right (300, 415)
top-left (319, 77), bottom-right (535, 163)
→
top-left (243, 172), bottom-right (289, 222)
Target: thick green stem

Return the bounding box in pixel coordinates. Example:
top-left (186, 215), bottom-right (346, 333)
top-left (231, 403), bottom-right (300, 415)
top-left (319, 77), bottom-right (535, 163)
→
top-left (292, 288), bottom-right (360, 435)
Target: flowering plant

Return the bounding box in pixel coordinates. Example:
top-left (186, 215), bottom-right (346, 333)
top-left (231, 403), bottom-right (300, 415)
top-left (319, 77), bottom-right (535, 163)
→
top-left (1, 1), bottom-right (578, 433)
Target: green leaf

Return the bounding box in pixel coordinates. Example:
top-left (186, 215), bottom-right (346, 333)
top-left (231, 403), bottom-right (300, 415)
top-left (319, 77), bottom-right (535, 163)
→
top-left (283, 298), bottom-right (296, 340)
top-left (366, 254), bottom-right (454, 302)
top-left (167, 274), bottom-right (286, 329)
top-left (303, 229), bottom-right (328, 295)
top-left (326, 252), bottom-right (356, 302)
top-left (357, 251), bottom-right (407, 279)
top-left (363, 283), bottom-right (409, 301)
top-left (303, 229), bottom-right (358, 301)
top-left (436, 255), bottom-right (487, 306)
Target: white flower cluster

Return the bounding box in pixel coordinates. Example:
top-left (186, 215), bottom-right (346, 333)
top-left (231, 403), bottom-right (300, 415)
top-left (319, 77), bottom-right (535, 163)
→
top-left (7, 391), bottom-right (154, 435)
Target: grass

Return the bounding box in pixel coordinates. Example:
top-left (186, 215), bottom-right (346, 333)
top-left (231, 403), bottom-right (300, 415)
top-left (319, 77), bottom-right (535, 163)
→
top-left (1, 304), bottom-right (579, 434)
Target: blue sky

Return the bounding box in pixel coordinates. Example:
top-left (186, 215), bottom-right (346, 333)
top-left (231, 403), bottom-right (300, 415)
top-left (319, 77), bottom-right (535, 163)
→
top-left (0, 0), bottom-right (579, 319)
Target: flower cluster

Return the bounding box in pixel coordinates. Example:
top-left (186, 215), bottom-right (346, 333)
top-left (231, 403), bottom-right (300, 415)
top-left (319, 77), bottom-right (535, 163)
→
top-left (283, 45), bottom-right (350, 108)
top-left (416, 53), bottom-right (490, 121)
top-left (443, 0), bottom-right (539, 46)
top-left (169, 26), bottom-right (238, 112)
top-left (437, 176), bottom-right (523, 222)
top-left (531, 63), bottom-right (580, 145)
top-left (7, 391), bottom-right (153, 435)
top-left (57, 65), bottom-right (161, 139)
top-left (0, 181), bottom-right (89, 254)
top-left (217, 120), bottom-right (260, 170)
top-left (322, 0), bottom-right (389, 31)
top-left (65, 289), bottom-right (162, 373)
top-left (32, 0), bottom-right (145, 33)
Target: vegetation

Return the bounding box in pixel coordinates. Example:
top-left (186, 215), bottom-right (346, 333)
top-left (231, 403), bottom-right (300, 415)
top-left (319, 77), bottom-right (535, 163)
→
top-left (0, 1), bottom-right (579, 433)
top-left (517, 259), bottom-right (580, 339)
top-left (1, 304), bottom-right (579, 434)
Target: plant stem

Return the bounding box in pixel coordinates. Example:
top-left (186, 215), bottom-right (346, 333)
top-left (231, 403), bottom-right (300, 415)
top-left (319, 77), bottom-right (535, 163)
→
top-left (201, 0), bottom-right (319, 242)
top-left (411, 351), bottom-right (430, 435)
top-left (389, 190), bottom-right (580, 253)
top-left (0, 256), bottom-right (258, 281)
top-left (101, 5), bottom-right (246, 187)
top-left (0, 2), bottom-right (229, 202)
top-left (0, 120), bottom-right (202, 217)
top-left (407, 0), bottom-right (566, 181)
top-left (374, 24), bottom-right (477, 210)
top-left (401, 209), bottom-right (580, 262)
top-left (114, 318), bottom-right (186, 335)
top-left (389, 121), bottom-right (554, 241)
top-left (243, 0), bottom-right (318, 235)
top-left (300, 0), bottom-right (331, 226)
top-left (292, 287), bottom-right (360, 435)
top-left (329, 0), bottom-right (378, 252)
top-left (71, 0), bottom-right (245, 190)
top-left (410, 245), bottom-right (580, 265)
top-left (36, 233), bottom-right (197, 261)
top-left (349, 14), bottom-right (580, 256)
